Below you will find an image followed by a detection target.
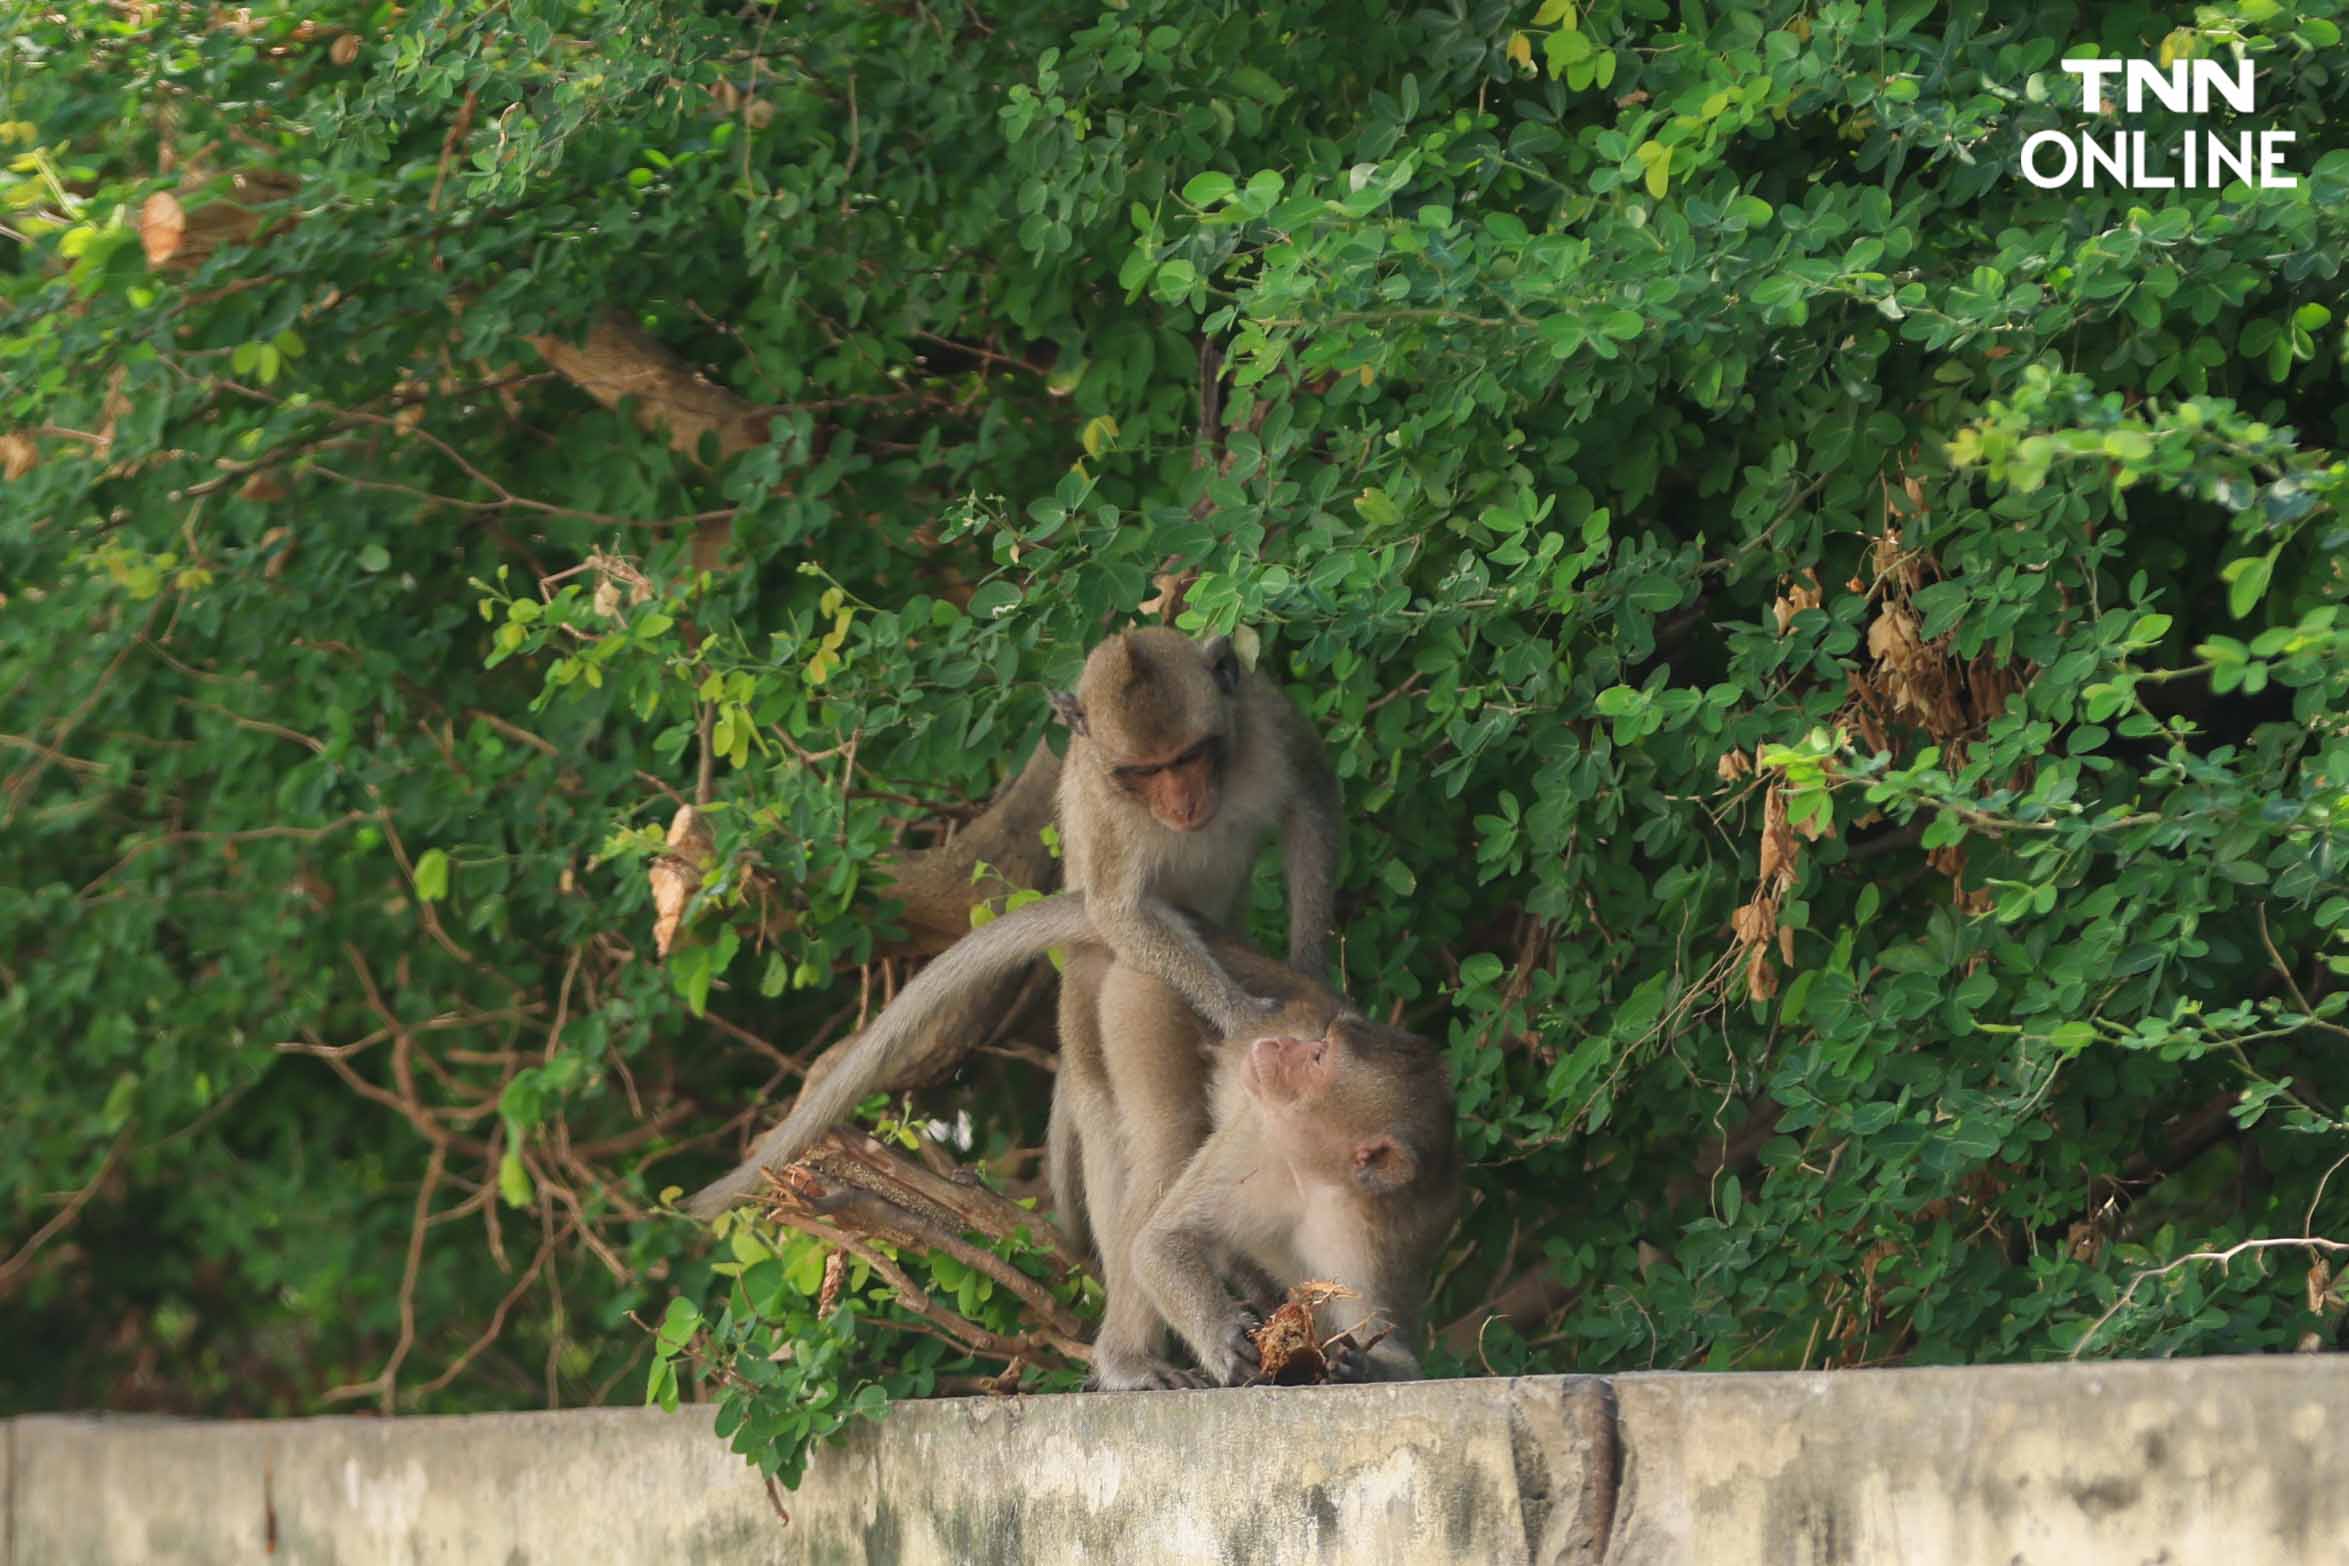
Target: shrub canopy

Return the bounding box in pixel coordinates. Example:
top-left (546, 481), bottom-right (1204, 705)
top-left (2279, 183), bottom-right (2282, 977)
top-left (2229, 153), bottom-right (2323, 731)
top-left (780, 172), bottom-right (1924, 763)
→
top-left (5, 0), bottom-right (2346, 1458)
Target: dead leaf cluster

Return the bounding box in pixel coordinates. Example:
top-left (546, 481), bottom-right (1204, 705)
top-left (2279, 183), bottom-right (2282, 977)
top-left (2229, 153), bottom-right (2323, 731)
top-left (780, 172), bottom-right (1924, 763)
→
top-left (1722, 760), bottom-right (1830, 1005)
top-left (751, 1129), bottom-right (1095, 1374)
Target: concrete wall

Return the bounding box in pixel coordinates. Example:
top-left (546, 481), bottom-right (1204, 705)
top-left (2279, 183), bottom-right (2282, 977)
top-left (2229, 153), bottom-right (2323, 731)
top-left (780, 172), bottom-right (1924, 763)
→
top-left (7, 1356), bottom-right (2341, 1564)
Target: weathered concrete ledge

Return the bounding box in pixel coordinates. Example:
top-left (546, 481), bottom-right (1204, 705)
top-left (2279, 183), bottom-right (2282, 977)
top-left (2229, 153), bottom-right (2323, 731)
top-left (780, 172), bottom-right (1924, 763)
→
top-left (7, 1356), bottom-right (2342, 1564)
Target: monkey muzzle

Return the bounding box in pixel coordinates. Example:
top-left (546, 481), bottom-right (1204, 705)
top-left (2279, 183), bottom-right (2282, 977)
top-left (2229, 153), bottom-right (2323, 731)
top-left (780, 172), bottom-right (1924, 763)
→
top-left (1244, 1034), bottom-right (1331, 1104)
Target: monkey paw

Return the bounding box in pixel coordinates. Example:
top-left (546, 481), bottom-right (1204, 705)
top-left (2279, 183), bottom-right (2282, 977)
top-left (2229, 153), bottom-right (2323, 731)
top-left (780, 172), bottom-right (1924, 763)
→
top-left (1088, 1352), bottom-right (1214, 1393)
top-left (1207, 1312), bottom-right (1263, 1386)
top-left (1326, 1337), bottom-right (1371, 1384)
top-left (1222, 992), bottom-right (1286, 1036)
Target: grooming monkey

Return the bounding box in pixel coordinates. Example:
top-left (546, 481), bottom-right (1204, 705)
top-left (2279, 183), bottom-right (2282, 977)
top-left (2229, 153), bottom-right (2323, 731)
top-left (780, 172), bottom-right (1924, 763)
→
top-left (1046, 626), bottom-right (1338, 1029)
top-left (682, 627), bottom-right (1337, 1221)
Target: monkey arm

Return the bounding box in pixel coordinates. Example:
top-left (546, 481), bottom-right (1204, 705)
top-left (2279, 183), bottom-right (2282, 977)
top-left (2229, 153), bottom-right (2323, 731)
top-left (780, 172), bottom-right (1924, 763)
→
top-left (1130, 1135), bottom-right (1261, 1387)
top-left (680, 893), bottom-right (1098, 1219)
top-left (1087, 891), bottom-right (1275, 1037)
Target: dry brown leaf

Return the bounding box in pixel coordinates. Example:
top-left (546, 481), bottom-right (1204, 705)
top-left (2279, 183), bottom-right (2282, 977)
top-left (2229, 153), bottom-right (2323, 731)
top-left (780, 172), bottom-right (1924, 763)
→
top-left (1744, 944), bottom-right (1778, 1004)
top-left (817, 1250), bottom-right (846, 1318)
top-left (1771, 575), bottom-right (1822, 636)
top-left (330, 32), bottom-right (361, 66)
top-left (1138, 568), bottom-right (1198, 621)
top-left (1716, 749), bottom-right (1751, 782)
top-left (139, 191), bottom-right (187, 266)
top-left (0, 433), bottom-right (36, 481)
top-left (1866, 602), bottom-right (1921, 663)
top-left (258, 526), bottom-right (295, 580)
top-left (650, 805), bottom-right (716, 957)
top-left (238, 469), bottom-right (289, 503)
top-left (1759, 786), bottom-right (1797, 889)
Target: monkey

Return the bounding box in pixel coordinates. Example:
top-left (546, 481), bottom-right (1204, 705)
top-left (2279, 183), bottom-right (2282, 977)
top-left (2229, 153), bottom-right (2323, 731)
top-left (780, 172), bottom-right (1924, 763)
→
top-left (1129, 1007), bottom-right (1459, 1387)
top-left (1060, 935), bottom-right (1456, 1390)
top-left (1046, 626), bottom-right (1339, 1032)
top-left (680, 627), bottom-right (1338, 1221)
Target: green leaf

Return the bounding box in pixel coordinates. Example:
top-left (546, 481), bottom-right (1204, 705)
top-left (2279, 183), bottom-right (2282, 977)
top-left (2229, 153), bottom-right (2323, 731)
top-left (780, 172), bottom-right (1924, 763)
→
top-left (1152, 259), bottom-right (1199, 302)
top-left (657, 1298), bottom-right (702, 1350)
top-left (415, 848), bottom-right (451, 902)
top-left (1459, 953), bottom-right (1506, 987)
top-left (2221, 550), bottom-right (2276, 620)
top-left (2050, 1021), bottom-right (2095, 1053)
top-left (966, 582), bottom-right (1023, 619)
top-left (1626, 575), bottom-right (1679, 611)
top-left (1592, 684), bottom-right (1646, 716)
top-left (1179, 172), bottom-right (1236, 207)
top-left (1635, 141), bottom-right (1670, 199)
top-left (498, 1150), bottom-right (534, 1208)
top-left (1353, 487), bottom-right (1403, 527)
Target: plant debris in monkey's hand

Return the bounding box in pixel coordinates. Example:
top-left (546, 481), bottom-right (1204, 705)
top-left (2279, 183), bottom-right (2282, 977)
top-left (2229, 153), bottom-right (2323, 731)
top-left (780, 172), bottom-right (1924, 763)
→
top-left (1248, 1282), bottom-right (1392, 1386)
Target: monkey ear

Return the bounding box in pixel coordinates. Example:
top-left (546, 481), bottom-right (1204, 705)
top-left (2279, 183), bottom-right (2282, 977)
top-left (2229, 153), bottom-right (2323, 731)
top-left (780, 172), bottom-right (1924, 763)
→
top-left (1201, 635), bottom-right (1240, 694)
top-left (1047, 689), bottom-right (1088, 736)
top-left (1351, 1136), bottom-right (1418, 1195)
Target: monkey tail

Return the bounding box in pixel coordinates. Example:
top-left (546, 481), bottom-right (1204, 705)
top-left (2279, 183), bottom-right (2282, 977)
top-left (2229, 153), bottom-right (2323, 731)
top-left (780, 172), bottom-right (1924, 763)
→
top-left (680, 893), bottom-right (1096, 1220)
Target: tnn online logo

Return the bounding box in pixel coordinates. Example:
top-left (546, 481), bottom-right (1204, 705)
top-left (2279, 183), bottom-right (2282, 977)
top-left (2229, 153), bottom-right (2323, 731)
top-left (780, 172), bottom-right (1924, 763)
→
top-left (2020, 58), bottom-right (2298, 191)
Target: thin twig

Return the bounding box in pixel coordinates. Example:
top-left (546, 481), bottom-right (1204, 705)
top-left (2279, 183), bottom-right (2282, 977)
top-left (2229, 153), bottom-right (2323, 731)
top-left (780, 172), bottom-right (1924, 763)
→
top-left (0, 1130), bottom-right (132, 1297)
top-left (325, 1140), bottom-right (449, 1410)
top-left (2070, 1235), bottom-right (2349, 1359)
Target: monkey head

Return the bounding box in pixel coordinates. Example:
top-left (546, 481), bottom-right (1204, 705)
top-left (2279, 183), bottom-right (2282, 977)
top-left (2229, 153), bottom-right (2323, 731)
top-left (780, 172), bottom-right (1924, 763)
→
top-left (1238, 1018), bottom-right (1454, 1199)
top-left (1050, 628), bottom-right (1242, 833)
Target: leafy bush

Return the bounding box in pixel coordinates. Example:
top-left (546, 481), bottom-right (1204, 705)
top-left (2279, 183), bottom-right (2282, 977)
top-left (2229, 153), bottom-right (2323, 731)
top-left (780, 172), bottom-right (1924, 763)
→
top-left (5, 0), bottom-right (2345, 1477)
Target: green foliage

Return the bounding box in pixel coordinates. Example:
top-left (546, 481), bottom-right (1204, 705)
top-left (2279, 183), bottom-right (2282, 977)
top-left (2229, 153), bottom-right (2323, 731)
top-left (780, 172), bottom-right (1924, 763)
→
top-left (5, 0), bottom-right (2346, 1463)
top-left (648, 1206), bottom-right (1091, 1487)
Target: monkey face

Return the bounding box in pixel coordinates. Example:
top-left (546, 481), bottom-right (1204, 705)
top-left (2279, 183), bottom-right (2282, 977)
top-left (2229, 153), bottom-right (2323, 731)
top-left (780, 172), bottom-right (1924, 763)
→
top-left (1243, 1030), bottom-right (1427, 1195)
top-left (1112, 735), bottom-right (1225, 831)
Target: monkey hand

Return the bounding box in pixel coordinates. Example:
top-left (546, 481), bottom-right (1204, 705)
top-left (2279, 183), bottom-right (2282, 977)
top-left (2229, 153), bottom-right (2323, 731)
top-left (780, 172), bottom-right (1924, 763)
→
top-left (1325, 1335), bottom-right (1371, 1384)
top-left (1205, 1309), bottom-right (1263, 1387)
top-left (1216, 990), bottom-right (1289, 1039)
